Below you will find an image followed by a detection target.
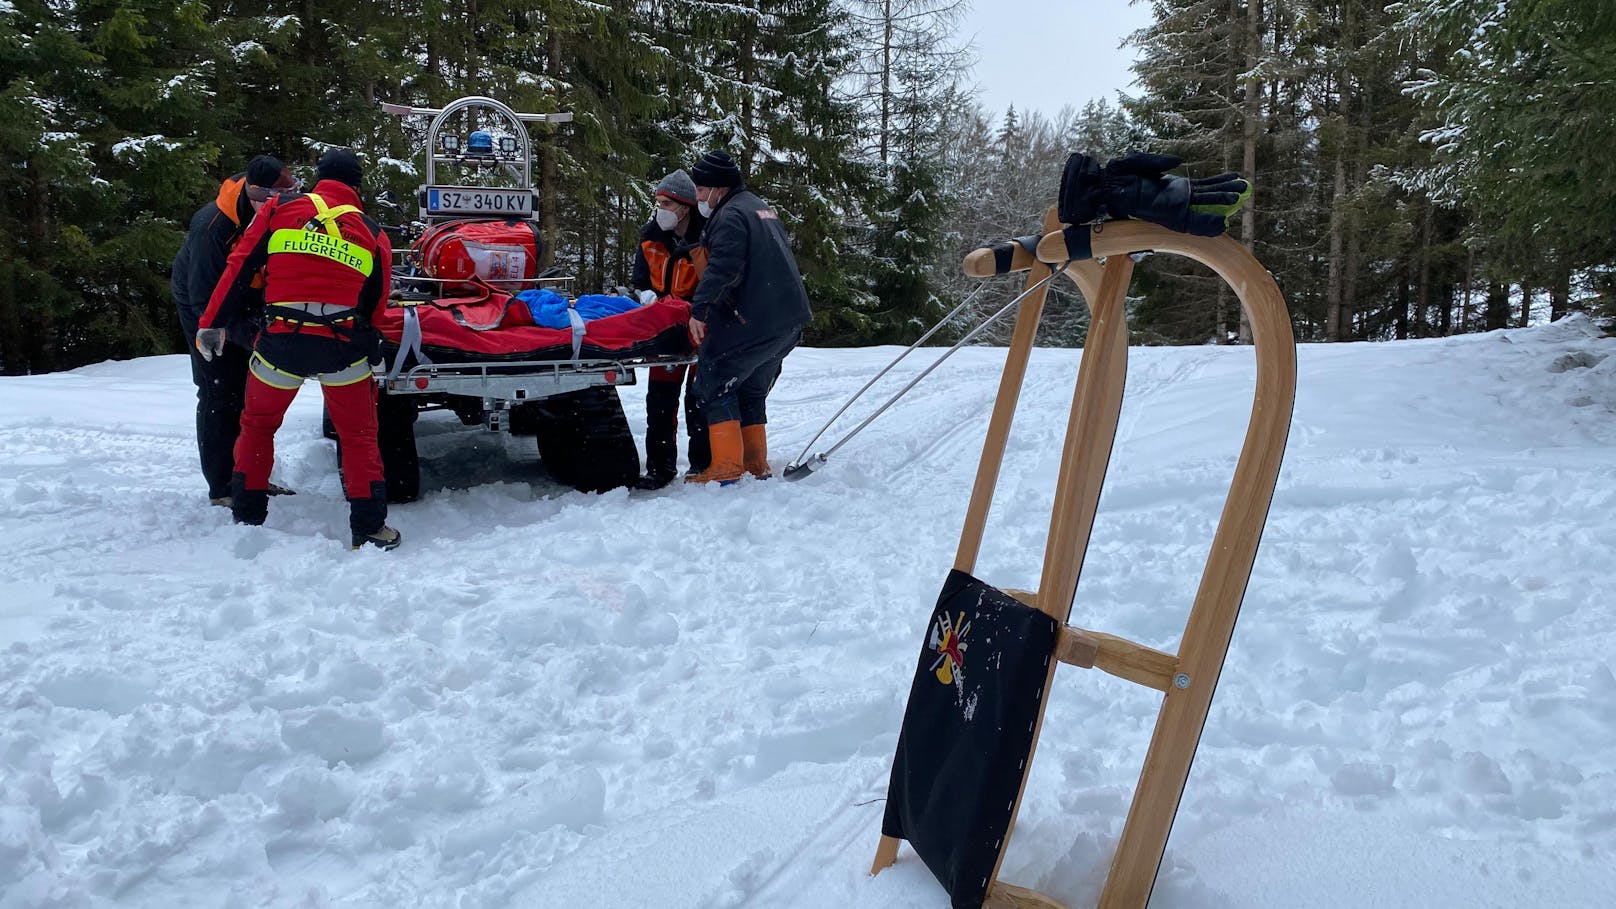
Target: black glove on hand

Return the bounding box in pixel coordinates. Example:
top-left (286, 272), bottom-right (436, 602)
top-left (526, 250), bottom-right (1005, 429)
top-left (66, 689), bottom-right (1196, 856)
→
top-left (1058, 152), bottom-right (1251, 237)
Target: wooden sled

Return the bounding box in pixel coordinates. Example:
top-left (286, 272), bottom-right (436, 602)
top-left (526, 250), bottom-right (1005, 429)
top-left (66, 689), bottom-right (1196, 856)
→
top-left (871, 212), bottom-right (1297, 909)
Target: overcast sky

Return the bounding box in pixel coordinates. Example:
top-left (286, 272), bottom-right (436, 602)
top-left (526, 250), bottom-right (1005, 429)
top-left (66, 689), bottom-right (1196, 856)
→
top-left (956, 1), bottom-right (1153, 122)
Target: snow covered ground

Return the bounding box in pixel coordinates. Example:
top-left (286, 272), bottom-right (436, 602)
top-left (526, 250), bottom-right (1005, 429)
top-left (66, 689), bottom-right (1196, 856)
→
top-left (2, 315), bottom-right (1614, 909)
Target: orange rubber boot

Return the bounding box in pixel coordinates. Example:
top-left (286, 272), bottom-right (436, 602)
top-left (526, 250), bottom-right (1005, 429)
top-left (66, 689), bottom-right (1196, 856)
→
top-left (741, 424), bottom-right (771, 479)
top-left (685, 420), bottom-right (745, 484)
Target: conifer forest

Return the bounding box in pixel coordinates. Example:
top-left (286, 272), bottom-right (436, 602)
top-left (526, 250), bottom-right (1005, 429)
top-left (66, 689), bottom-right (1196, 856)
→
top-left (2, 0), bottom-right (1612, 373)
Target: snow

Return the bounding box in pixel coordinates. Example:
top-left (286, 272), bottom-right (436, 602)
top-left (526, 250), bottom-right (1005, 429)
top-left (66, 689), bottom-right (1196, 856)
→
top-left (160, 73), bottom-right (212, 101)
top-left (232, 41), bottom-right (264, 63)
top-left (110, 135), bottom-right (182, 158)
top-left (2, 315), bottom-right (1615, 908)
top-left (377, 156), bottom-right (418, 177)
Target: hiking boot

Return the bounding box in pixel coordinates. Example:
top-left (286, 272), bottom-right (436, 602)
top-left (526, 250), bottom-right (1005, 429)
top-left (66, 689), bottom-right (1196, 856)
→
top-left (351, 526), bottom-right (402, 551)
top-left (230, 474), bottom-right (269, 525)
top-left (634, 471), bottom-right (676, 490)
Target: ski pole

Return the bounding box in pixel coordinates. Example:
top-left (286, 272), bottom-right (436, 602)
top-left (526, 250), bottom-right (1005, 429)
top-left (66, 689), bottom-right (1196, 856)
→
top-left (787, 278), bottom-right (998, 469)
top-left (784, 261), bottom-right (1072, 481)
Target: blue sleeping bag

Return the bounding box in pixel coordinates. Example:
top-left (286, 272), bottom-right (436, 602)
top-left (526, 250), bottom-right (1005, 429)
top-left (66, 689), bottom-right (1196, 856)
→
top-left (515, 289), bottom-right (640, 330)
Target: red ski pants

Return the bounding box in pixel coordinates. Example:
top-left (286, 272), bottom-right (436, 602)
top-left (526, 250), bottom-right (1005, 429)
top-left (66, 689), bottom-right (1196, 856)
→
top-left (234, 369), bottom-right (383, 499)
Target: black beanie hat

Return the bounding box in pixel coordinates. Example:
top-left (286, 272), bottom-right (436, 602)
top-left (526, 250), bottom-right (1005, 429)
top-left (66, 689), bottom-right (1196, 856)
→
top-left (244, 155), bottom-right (299, 201)
top-left (316, 148), bottom-right (363, 188)
top-left (246, 155), bottom-right (292, 189)
top-left (690, 150), bottom-right (743, 188)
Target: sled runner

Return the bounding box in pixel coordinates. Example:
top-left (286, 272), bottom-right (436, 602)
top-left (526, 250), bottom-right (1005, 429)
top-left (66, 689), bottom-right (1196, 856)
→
top-left (870, 196), bottom-right (1296, 907)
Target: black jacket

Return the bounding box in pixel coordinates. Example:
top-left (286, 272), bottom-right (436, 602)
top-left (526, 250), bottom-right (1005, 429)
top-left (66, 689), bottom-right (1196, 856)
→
top-left (690, 186), bottom-right (811, 349)
top-left (171, 174), bottom-right (260, 348)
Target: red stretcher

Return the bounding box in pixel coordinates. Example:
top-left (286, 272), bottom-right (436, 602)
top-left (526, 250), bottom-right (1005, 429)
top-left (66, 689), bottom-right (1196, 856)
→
top-left (374, 285), bottom-right (694, 367)
top-left (373, 282), bottom-right (696, 404)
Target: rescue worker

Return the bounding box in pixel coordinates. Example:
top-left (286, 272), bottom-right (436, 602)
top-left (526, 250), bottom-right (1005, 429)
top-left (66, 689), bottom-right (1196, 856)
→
top-left (171, 155), bottom-right (300, 505)
top-left (685, 150), bottom-right (811, 483)
top-left (196, 148), bottom-right (400, 550)
top-left (628, 168), bottom-right (708, 489)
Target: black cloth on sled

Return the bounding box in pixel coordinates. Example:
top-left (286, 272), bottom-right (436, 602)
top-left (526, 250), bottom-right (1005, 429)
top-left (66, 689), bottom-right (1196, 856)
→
top-left (881, 569), bottom-right (1059, 909)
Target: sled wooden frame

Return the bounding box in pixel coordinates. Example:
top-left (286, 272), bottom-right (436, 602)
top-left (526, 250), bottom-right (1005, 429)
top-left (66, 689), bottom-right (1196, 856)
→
top-left (870, 212), bottom-right (1297, 909)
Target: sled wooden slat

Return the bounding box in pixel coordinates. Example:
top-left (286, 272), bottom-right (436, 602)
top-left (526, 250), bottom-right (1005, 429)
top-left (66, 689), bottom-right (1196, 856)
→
top-left (953, 206), bottom-right (1065, 576)
top-left (1032, 247), bottom-right (1131, 623)
top-left (876, 208), bottom-right (1069, 878)
top-left (870, 831), bottom-right (900, 876)
top-left (985, 881), bottom-right (1067, 909)
top-left (963, 244), bottom-right (1040, 278)
top-left (1007, 588), bottom-right (1179, 691)
top-left (1053, 628), bottom-right (1101, 668)
top-left (874, 218), bottom-right (1294, 909)
top-left (1035, 224), bottom-right (1296, 909)
top-left (1057, 628), bottom-right (1177, 693)
top-left (981, 252), bottom-right (1135, 907)
top-left (1063, 261), bottom-right (1106, 303)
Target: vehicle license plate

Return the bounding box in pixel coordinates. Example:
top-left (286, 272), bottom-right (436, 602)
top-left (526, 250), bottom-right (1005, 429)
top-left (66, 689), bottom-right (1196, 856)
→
top-left (426, 187), bottom-right (533, 217)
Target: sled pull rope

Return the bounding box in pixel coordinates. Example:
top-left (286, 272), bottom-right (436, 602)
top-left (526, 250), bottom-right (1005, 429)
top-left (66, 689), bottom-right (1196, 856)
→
top-left (784, 262), bottom-right (1071, 481)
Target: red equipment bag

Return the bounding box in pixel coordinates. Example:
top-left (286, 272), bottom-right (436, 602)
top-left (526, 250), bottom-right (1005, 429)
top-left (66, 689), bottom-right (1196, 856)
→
top-left (412, 218), bottom-right (543, 291)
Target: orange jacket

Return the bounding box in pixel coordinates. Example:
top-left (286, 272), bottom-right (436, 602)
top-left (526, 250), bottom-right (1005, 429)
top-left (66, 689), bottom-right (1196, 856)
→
top-left (631, 215), bottom-right (706, 300)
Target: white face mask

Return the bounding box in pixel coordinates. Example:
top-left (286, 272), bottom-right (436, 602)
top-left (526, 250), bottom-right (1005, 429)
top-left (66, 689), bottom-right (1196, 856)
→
top-left (697, 200), bottom-right (713, 218)
top-left (654, 208), bottom-right (678, 230)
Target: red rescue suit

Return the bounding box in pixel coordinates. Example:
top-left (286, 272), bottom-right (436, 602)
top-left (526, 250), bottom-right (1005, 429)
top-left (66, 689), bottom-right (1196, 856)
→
top-left (201, 180), bottom-right (394, 533)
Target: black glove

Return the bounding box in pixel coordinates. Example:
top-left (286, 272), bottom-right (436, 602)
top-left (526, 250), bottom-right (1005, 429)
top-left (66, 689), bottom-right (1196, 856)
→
top-left (1059, 152), bottom-right (1251, 237)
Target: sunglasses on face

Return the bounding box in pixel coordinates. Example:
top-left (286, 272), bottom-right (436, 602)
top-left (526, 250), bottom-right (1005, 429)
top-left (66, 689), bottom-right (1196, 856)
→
top-left (246, 178), bottom-right (302, 201)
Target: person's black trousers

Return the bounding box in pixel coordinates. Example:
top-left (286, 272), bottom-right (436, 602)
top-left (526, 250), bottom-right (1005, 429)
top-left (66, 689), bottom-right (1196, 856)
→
top-left (691, 326), bottom-right (801, 426)
top-left (185, 333), bottom-right (250, 500)
top-left (644, 365), bottom-right (710, 481)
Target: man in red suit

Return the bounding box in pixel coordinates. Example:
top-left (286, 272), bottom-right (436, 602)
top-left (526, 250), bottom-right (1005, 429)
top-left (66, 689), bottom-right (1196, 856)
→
top-left (197, 148), bottom-right (400, 550)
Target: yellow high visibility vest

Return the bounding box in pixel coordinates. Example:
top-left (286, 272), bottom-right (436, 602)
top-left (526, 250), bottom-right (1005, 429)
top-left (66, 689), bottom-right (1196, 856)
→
top-left (266, 192), bottom-right (374, 277)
